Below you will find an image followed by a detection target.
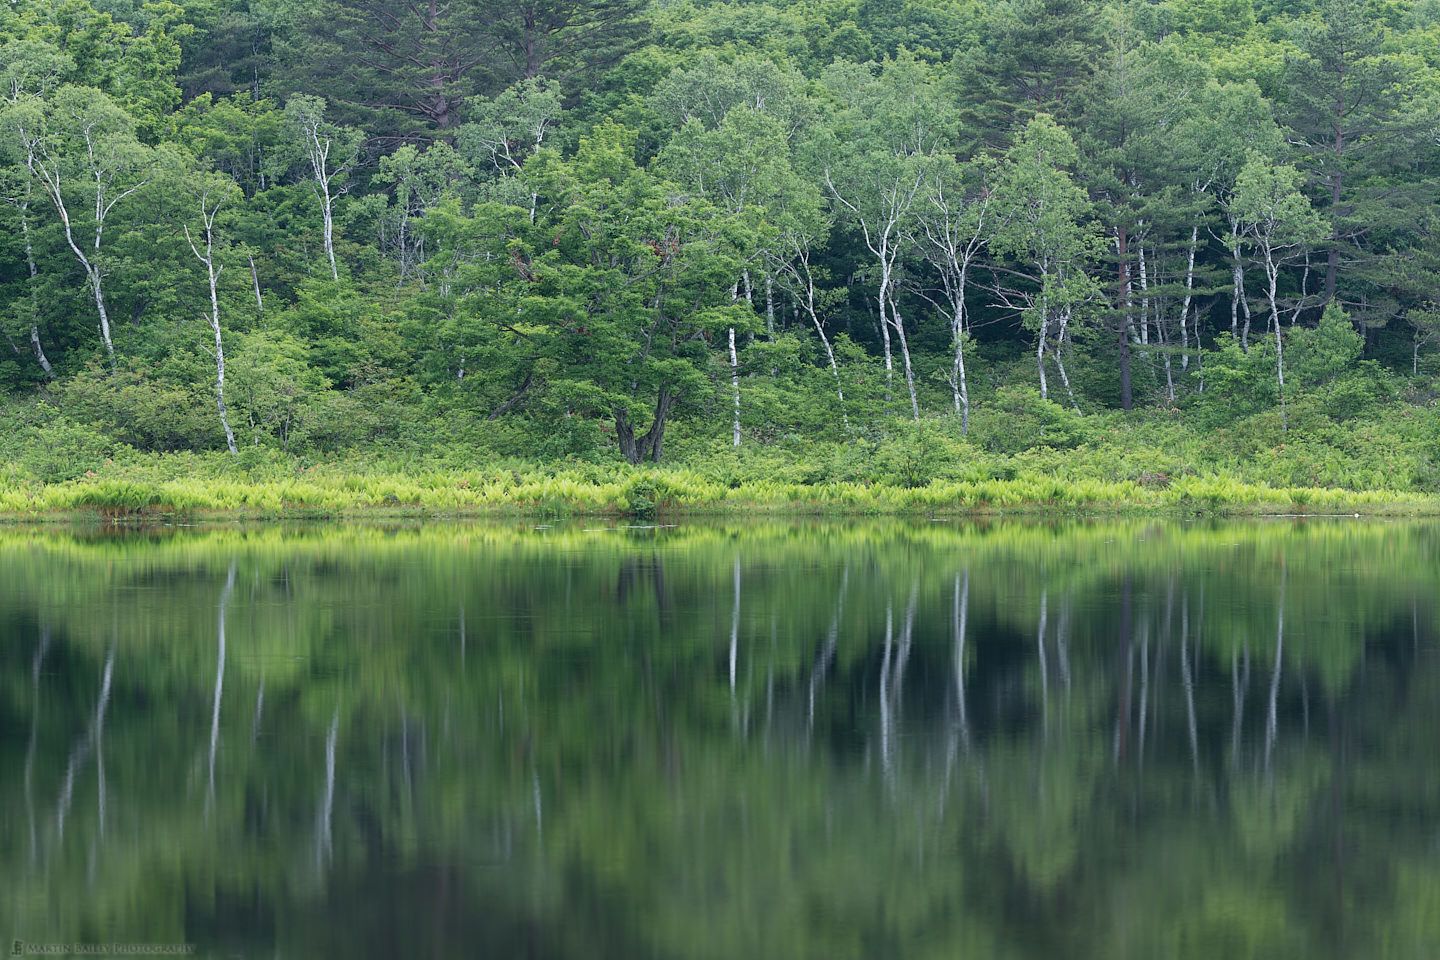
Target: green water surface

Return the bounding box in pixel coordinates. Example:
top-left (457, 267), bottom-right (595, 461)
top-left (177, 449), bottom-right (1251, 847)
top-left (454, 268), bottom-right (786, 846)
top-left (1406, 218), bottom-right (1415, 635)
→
top-left (2, 519), bottom-right (1437, 958)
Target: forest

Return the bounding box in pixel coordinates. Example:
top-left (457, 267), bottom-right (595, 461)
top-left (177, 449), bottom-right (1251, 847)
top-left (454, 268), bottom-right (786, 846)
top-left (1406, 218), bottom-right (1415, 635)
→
top-left (1, 0), bottom-right (1439, 503)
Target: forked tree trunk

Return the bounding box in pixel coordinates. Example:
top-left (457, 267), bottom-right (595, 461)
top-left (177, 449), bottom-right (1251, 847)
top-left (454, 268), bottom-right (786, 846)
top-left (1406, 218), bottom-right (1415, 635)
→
top-left (614, 389), bottom-right (676, 464)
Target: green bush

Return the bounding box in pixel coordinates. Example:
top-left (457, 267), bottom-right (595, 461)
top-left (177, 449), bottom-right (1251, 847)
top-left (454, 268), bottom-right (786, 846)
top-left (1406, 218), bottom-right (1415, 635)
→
top-left (4, 418), bottom-right (119, 483)
top-left (968, 385), bottom-right (1094, 454)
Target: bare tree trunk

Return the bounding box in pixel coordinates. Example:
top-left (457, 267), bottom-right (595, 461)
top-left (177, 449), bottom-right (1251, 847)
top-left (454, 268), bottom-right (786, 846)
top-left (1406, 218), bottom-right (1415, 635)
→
top-left (887, 291), bottom-right (920, 421)
top-left (764, 271), bottom-right (775, 338)
top-left (1116, 226), bottom-right (1133, 410)
top-left (1036, 308), bottom-right (1050, 400)
top-left (1180, 226), bottom-right (1198, 370)
top-left (1159, 307), bottom-right (1175, 403)
top-left (1137, 241), bottom-right (1151, 346)
top-left (249, 255), bottom-right (264, 317)
top-left (57, 646), bottom-right (114, 843)
top-left (187, 204), bottom-right (239, 455)
top-left (729, 327), bottom-right (740, 447)
top-left (951, 299), bottom-right (969, 434)
top-left (1037, 590), bottom-right (1050, 736)
top-left (1263, 253), bottom-right (1287, 432)
top-left (613, 389), bottom-right (676, 464)
top-left (1054, 308), bottom-right (1081, 414)
top-left (876, 289), bottom-right (894, 401)
top-left (779, 248), bottom-right (850, 432)
top-left (729, 556), bottom-right (740, 714)
top-left (16, 192), bottom-right (54, 378)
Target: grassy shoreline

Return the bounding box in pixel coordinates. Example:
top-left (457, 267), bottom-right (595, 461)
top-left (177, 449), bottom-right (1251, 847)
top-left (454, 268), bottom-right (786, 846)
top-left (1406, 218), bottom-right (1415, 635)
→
top-left (3, 464), bottom-right (1436, 523)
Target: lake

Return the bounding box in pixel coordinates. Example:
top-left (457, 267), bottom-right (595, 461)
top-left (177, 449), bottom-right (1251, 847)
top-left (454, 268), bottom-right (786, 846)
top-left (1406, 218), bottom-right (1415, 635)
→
top-left (2, 519), bottom-right (1437, 958)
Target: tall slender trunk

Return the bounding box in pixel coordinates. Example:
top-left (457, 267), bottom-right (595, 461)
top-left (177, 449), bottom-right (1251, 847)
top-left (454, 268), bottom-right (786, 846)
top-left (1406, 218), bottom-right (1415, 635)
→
top-left (321, 190), bottom-right (337, 280)
top-left (1263, 253), bottom-right (1287, 432)
top-left (249, 255), bottom-right (264, 317)
top-left (1116, 225), bottom-right (1133, 410)
top-left (57, 646), bottom-right (114, 843)
top-left (1158, 305), bottom-right (1175, 402)
top-left (880, 605), bottom-right (894, 778)
top-left (1231, 642), bottom-right (1250, 768)
top-left (1137, 242), bottom-right (1151, 346)
top-left (1037, 590), bottom-right (1050, 736)
top-left (876, 287), bottom-right (894, 401)
top-left (950, 294), bottom-right (969, 433)
top-left (729, 327), bottom-right (740, 447)
top-left (1036, 295), bottom-right (1050, 400)
top-left (17, 191), bottom-right (54, 378)
top-left (729, 556), bottom-right (740, 706)
top-left (1179, 226), bottom-right (1198, 370)
top-left (764, 271), bottom-right (775, 338)
top-left (786, 251), bottom-right (850, 432)
top-left (1054, 307), bottom-right (1081, 414)
top-left (187, 218), bottom-right (239, 455)
top-left (887, 291), bottom-right (920, 421)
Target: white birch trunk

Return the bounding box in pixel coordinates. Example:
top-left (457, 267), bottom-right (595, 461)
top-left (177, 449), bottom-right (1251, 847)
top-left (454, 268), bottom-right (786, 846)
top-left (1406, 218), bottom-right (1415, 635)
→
top-left (729, 327), bottom-right (740, 447)
top-left (1179, 226), bottom-right (1198, 369)
top-left (15, 187), bottom-right (54, 377)
top-left (249, 255), bottom-right (264, 317)
top-left (186, 193), bottom-right (239, 455)
top-left (887, 291), bottom-right (920, 420)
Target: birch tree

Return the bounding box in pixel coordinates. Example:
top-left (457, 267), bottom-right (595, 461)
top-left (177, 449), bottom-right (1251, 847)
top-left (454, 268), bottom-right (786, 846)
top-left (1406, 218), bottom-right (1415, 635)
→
top-left (989, 114), bottom-right (1100, 411)
top-left (375, 141), bottom-right (470, 287)
top-left (914, 155), bottom-right (993, 432)
top-left (819, 54), bottom-right (952, 421)
top-left (1229, 154), bottom-right (1327, 430)
top-left (184, 171), bottom-right (241, 455)
top-left (285, 95), bottom-right (360, 281)
top-left (0, 38), bottom-right (70, 378)
top-left (8, 87), bottom-right (152, 370)
top-left (1172, 80), bottom-right (1285, 353)
top-left (660, 107), bottom-right (795, 444)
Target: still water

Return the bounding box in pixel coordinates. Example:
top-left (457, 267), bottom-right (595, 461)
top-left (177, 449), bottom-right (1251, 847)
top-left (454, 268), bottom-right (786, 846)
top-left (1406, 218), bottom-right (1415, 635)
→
top-left (1, 519), bottom-right (1437, 958)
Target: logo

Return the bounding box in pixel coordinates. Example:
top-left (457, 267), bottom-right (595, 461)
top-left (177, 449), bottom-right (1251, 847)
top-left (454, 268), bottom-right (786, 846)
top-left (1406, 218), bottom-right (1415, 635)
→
top-left (11, 940), bottom-right (23, 957)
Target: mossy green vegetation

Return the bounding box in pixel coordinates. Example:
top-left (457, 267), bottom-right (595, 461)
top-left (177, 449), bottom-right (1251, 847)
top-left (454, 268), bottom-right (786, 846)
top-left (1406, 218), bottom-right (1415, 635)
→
top-left (2, 394), bottom-right (1434, 519)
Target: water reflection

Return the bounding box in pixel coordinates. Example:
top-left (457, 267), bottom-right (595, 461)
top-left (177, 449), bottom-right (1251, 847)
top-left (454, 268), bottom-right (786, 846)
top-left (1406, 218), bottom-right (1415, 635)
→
top-left (1, 519), bottom-right (1437, 958)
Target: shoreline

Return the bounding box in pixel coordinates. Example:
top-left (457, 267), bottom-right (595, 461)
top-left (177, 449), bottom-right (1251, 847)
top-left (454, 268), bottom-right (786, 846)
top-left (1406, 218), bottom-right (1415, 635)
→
top-left (2, 470), bottom-right (1435, 523)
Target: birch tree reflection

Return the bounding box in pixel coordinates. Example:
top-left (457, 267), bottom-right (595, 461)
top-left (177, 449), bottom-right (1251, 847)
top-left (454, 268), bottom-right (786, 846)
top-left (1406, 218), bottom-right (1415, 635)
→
top-left (0, 521), bottom-right (1435, 959)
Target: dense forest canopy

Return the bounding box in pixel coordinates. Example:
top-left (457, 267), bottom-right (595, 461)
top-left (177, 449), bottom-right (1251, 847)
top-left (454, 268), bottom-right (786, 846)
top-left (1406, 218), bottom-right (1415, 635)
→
top-left (1, 0), bottom-right (1438, 470)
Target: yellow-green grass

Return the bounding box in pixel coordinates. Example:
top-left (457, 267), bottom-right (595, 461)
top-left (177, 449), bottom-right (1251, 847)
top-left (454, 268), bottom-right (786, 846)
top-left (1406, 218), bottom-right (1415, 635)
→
top-left (2, 465), bottom-right (1436, 522)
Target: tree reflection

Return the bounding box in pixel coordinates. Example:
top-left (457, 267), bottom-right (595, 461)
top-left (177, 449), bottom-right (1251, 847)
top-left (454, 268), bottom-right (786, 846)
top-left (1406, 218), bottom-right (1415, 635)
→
top-left (0, 520), bottom-right (1436, 958)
